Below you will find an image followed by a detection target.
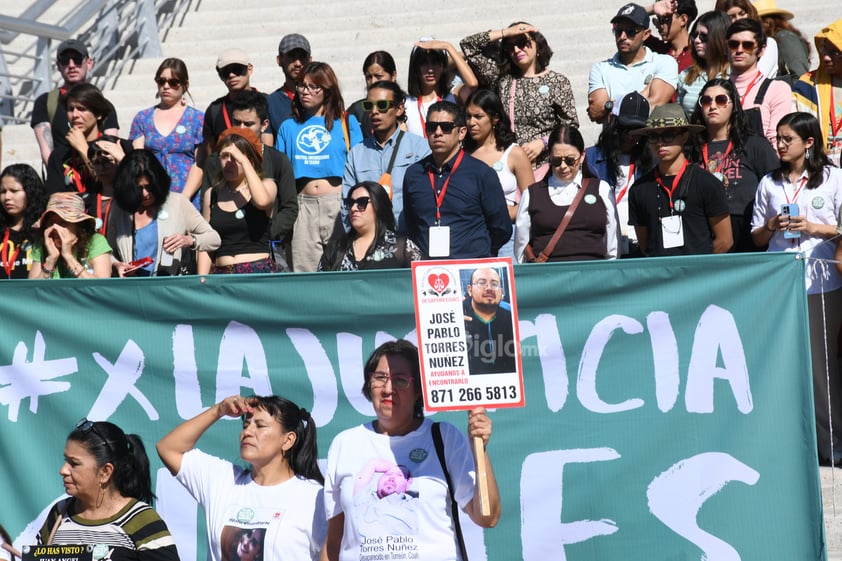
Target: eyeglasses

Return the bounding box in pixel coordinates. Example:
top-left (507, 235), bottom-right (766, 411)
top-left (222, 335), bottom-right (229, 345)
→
top-left (345, 196), bottom-right (371, 211)
top-left (727, 39), bottom-right (757, 52)
top-left (472, 279), bottom-right (501, 289)
top-left (58, 53), bottom-right (85, 66)
top-left (370, 373), bottom-right (412, 390)
top-left (425, 121), bottom-right (457, 134)
top-left (155, 77), bottom-right (182, 88)
top-left (652, 15), bottom-right (672, 26)
top-left (646, 130), bottom-right (686, 144)
top-left (549, 155), bottom-right (580, 167)
top-left (690, 31), bottom-right (709, 42)
top-left (362, 99), bottom-right (395, 112)
top-left (76, 418), bottom-right (114, 456)
top-left (612, 25), bottom-right (643, 38)
top-left (504, 35), bottom-right (532, 52)
top-left (776, 134), bottom-right (798, 145)
top-left (217, 64), bottom-right (248, 79)
top-left (296, 82), bottom-right (323, 93)
top-left (698, 94), bottom-right (731, 108)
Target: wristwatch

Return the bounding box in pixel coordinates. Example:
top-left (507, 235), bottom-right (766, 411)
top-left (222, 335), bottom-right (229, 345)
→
top-left (604, 100), bottom-right (614, 112)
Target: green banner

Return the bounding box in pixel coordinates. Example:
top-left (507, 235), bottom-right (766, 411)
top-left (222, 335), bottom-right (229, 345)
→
top-left (0, 253), bottom-right (825, 560)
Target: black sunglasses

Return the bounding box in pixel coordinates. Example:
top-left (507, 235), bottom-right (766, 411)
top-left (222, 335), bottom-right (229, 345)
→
top-left (362, 99), bottom-right (395, 112)
top-left (646, 130), bottom-right (686, 144)
top-left (652, 15), bottom-right (672, 26)
top-left (217, 64), bottom-right (249, 79)
top-left (58, 53), bottom-right (85, 66)
top-left (155, 77), bottom-right (182, 88)
top-left (698, 94), bottom-right (731, 108)
top-left (612, 25), bottom-right (643, 38)
top-left (727, 39), bottom-right (757, 52)
top-left (690, 31), bottom-right (709, 42)
top-left (549, 155), bottom-right (580, 168)
top-left (76, 418), bottom-right (115, 456)
top-left (425, 121), bottom-right (457, 134)
top-left (345, 196), bottom-right (371, 211)
top-left (504, 35), bottom-right (532, 52)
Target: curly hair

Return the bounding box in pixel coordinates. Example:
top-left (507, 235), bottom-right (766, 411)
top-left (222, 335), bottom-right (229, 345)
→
top-left (499, 22), bottom-right (553, 77)
top-left (463, 89), bottom-right (517, 152)
top-left (0, 164), bottom-right (48, 241)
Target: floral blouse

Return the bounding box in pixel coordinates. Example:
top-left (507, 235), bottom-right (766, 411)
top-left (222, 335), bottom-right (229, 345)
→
top-left (318, 231), bottom-right (424, 271)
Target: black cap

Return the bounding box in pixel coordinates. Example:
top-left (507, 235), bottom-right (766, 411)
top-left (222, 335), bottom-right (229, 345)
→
top-left (613, 91), bottom-right (650, 128)
top-left (611, 3), bottom-right (650, 28)
top-left (57, 38), bottom-right (89, 58)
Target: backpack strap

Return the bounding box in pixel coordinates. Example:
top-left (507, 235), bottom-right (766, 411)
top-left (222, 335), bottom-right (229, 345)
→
top-left (46, 88), bottom-right (61, 124)
top-left (432, 422), bottom-right (469, 561)
top-left (753, 78), bottom-right (773, 105)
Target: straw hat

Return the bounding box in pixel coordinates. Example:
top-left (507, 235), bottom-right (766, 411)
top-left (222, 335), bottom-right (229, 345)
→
top-left (630, 104), bottom-right (704, 136)
top-left (752, 0), bottom-right (794, 20)
top-left (36, 192), bottom-right (96, 228)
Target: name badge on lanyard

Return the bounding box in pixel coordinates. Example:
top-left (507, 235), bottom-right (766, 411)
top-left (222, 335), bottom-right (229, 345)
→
top-left (427, 151), bottom-right (465, 258)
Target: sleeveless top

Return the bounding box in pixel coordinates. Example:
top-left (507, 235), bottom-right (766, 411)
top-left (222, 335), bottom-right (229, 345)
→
top-left (209, 191), bottom-right (271, 258)
top-left (495, 144), bottom-right (519, 205)
top-left (527, 178), bottom-right (606, 261)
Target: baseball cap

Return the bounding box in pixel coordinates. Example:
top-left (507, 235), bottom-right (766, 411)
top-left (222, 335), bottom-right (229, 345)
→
top-left (57, 39), bottom-right (89, 58)
top-left (612, 91), bottom-right (650, 128)
top-left (216, 48), bottom-right (251, 69)
top-left (611, 3), bottom-right (650, 28)
top-left (278, 34), bottom-right (311, 55)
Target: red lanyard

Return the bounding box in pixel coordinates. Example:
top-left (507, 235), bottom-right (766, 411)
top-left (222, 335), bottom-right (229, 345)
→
top-left (1, 228), bottom-right (20, 278)
top-left (615, 163), bottom-right (635, 203)
top-left (831, 87), bottom-right (842, 140)
top-left (97, 194), bottom-right (112, 235)
top-left (701, 141), bottom-right (733, 174)
top-left (654, 159), bottom-right (688, 211)
top-left (283, 86), bottom-right (295, 100)
top-left (221, 102), bottom-right (232, 129)
top-left (428, 150), bottom-right (465, 223)
top-left (784, 175), bottom-right (808, 204)
top-left (739, 71), bottom-right (764, 103)
top-left (417, 96), bottom-right (441, 138)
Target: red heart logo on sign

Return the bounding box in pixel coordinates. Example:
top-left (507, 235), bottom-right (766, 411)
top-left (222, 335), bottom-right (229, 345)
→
top-left (428, 273), bottom-right (449, 295)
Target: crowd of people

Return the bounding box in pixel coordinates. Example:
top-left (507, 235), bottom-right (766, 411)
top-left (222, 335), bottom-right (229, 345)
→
top-left (1, 1), bottom-right (842, 462)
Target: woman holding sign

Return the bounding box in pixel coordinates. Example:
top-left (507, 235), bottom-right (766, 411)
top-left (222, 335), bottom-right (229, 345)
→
top-left (36, 419), bottom-right (179, 561)
top-left (321, 339), bottom-right (501, 561)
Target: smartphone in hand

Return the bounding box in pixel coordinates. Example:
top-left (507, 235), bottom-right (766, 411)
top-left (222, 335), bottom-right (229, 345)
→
top-left (781, 203), bottom-right (801, 239)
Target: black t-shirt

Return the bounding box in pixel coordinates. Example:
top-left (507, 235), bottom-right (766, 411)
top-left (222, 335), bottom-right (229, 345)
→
top-left (202, 90), bottom-right (270, 149)
top-left (628, 164), bottom-right (730, 256)
top-left (30, 88), bottom-right (119, 151)
top-left (699, 135), bottom-right (779, 216)
top-left (0, 228), bottom-right (34, 279)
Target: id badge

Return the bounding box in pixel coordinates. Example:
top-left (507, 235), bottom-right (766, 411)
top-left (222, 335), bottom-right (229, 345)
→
top-left (428, 225), bottom-right (451, 257)
top-left (661, 215), bottom-right (684, 248)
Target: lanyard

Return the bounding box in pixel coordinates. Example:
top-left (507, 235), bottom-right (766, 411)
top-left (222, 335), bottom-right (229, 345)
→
top-left (283, 86), bottom-right (295, 100)
top-left (701, 141), bottom-right (733, 175)
top-left (615, 163), bottom-right (635, 203)
top-left (428, 150), bottom-right (465, 223)
top-left (97, 194), bottom-right (112, 235)
top-left (221, 101), bottom-right (232, 129)
top-left (831, 87), bottom-right (842, 140)
top-left (784, 175), bottom-right (808, 204)
top-left (417, 95), bottom-right (441, 138)
top-left (654, 159), bottom-right (689, 211)
top-left (738, 70), bottom-right (764, 103)
top-left (1, 228), bottom-right (21, 278)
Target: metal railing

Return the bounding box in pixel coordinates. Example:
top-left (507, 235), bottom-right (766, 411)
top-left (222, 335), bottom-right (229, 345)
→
top-left (0, 0), bottom-right (194, 125)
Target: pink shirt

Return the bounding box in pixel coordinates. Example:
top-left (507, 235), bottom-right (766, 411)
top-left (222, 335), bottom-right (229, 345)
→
top-left (731, 69), bottom-right (792, 152)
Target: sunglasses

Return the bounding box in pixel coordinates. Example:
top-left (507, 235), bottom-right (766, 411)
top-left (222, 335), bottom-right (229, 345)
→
top-left (345, 196), bottom-right (371, 211)
top-left (76, 418), bottom-right (115, 456)
top-left (690, 31), bottom-right (709, 42)
top-left (727, 39), bottom-right (757, 52)
top-left (612, 25), bottom-right (643, 38)
top-left (549, 155), bottom-right (580, 168)
top-left (504, 35), bottom-right (532, 52)
top-left (155, 77), bottom-right (182, 88)
top-left (646, 130), bottom-right (686, 144)
top-left (58, 53), bottom-right (85, 66)
top-left (425, 121), bottom-right (457, 134)
top-left (362, 99), bottom-right (395, 112)
top-left (652, 15), bottom-right (672, 26)
top-left (698, 94), bottom-right (731, 108)
top-left (217, 64), bottom-right (248, 79)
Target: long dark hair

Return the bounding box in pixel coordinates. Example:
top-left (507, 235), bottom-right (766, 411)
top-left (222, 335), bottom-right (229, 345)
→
top-left (322, 182), bottom-right (395, 271)
top-left (68, 420), bottom-right (155, 504)
top-left (0, 164), bottom-right (48, 241)
top-left (499, 22), bottom-right (553, 77)
top-left (589, 120), bottom-right (654, 185)
top-left (690, 78), bottom-right (751, 155)
top-left (292, 61), bottom-right (346, 130)
top-left (407, 46), bottom-right (452, 98)
top-left (362, 51), bottom-right (397, 77)
top-left (361, 339), bottom-right (423, 419)
top-left (462, 89), bottom-right (516, 152)
top-left (113, 149), bottom-right (171, 212)
top-left (684, 11), bottom-right (731, 85)
top-left (772, 112), bottom-right (831, 190)
top-left (247, 395), bottom-right (323, 484)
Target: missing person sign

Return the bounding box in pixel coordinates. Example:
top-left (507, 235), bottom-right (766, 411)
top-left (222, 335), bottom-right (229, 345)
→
top-left (411, 257), bottom-right (524, 411)
top-left (22, 545), bottom-right (93, 561)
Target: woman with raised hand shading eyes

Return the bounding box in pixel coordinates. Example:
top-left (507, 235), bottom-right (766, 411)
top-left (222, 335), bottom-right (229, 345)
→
top-left (36, 419), bottom-right (179, 561)
top-left (129, 58), bottom-right (205, 208)
top-left (515, 125), bottom-right (619, 262)
top-left (157, 394), bottom-right (326, 561)
top-left (318, 181), bottom-right (423, 271)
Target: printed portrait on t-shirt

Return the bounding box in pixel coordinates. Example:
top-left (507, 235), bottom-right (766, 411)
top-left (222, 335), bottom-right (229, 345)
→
top-left (221, 526), bottom-right (266, 561)
top-left (353, 459), bottom-right (419, 536)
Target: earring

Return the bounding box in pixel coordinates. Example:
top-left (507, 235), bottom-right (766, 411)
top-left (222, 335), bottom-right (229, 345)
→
top-left (806, 147), bottom-right (812, 160)
top-left (181, 95), bottom-right (187, 106)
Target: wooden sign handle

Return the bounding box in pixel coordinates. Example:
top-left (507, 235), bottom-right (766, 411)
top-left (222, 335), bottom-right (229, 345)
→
top-left (473, 435), bottom-right (491, 516)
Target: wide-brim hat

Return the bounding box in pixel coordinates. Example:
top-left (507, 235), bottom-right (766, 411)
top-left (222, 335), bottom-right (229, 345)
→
top-left (36, 192), bottom-right (96, 228)
top-left (630, 103), bottom-right (704, 135)
top-left (753, 0), bottom-right (794, 20)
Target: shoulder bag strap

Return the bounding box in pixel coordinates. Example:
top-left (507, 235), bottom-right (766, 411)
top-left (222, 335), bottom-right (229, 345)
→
top-left (432, 422), bottom-right (469, 561)
top-left (532, 177), bottom-right (593, 263)
top-left (385, 130), bottom-right (405, 175)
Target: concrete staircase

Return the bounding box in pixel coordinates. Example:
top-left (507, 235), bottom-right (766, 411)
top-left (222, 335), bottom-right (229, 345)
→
top-left (1, 0), bottom-right (838, 171)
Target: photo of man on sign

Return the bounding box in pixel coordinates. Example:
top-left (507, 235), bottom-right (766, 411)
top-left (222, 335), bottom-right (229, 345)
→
top-left (463, 267), bottom-right (516, 375)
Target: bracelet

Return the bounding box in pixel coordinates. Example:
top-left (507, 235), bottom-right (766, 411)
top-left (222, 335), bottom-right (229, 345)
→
top-left (190, 234), bottom-right (198, 250)
top-left (41, 264), bottom-right (55, 277)
top-left (73, 265), bottom-right (84, 278)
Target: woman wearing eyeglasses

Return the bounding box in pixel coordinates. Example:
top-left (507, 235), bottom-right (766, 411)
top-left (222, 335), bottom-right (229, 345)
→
top-left (129, 58), bottom-right (205, 208)
top-left (514, 125), bottom-right (619, 262)
top-left (751, 112), bottom-right (842, 466)
top-left (690, 78), bottom-right (778, 251)
top-left (36, 419), bottom-right (179, 561)
top-left (677, 11), bottom-right (732, 115)
top-left (158, 394), bottom-right (326, 561)
top-left (461, 22), bottom-right (578, 180)
top-left (318, 181), bottom-right (422, 271)
top-left (322, 339), bottom-right (500, 561)
top-left (276, 61), bottom-right (362, 272)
